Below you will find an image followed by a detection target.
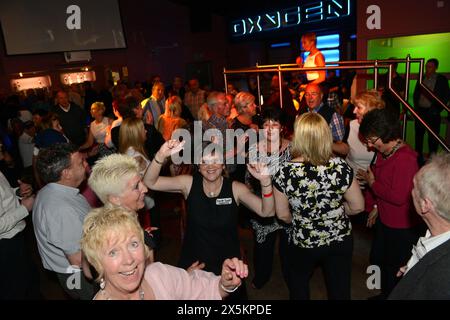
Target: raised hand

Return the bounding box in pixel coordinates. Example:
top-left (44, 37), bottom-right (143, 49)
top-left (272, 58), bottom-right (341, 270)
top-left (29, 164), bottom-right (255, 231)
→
top-left (18, 180), bottom-right (33, 198)
top-left (220, 257), bottom-right (248, 293)
top-left (247, 162), bottom-right (271, 183)
top-left (186, 260), bottom-right (206, 274)
top-left (158, 139), bottom-right (185, 159)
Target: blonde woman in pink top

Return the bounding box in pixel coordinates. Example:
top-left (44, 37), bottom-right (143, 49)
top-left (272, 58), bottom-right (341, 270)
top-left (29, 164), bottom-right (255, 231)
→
top-left (81, 206), bottom-right (248, 300)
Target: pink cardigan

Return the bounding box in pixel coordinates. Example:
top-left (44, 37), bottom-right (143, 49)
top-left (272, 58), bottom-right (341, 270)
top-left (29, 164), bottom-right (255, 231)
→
top-left (145, 262), bottom-right (222, 300)
top-left (365, 145), bottom-right (422, 229)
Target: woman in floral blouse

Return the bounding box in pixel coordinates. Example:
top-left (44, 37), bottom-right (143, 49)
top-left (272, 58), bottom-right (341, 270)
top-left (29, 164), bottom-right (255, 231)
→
top-left (273, 112), bottom-right (364, 300)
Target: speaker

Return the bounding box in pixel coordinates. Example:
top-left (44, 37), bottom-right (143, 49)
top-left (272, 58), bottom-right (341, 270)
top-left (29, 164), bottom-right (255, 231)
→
top-left (189, 8), bottom-right (212, 33)
top-left (64, 51), bottom-right (91, 63)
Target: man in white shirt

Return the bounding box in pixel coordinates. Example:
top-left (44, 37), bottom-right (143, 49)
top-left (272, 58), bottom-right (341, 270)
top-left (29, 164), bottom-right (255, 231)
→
top-left (33, 143), bottom-right (94, 299)
top-left (0, 171), bottom-right (38, 299)
top-left (389, 153), bottom-right (450, 299)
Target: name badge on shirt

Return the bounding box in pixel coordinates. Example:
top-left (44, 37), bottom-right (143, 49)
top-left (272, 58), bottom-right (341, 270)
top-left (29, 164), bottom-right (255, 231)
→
top-left (216, 198), bottom-right (232, 206)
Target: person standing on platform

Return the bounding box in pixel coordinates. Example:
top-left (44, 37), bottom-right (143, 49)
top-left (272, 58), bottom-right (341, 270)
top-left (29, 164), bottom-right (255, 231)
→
top-left (296, 32), bottom-right (326, 85)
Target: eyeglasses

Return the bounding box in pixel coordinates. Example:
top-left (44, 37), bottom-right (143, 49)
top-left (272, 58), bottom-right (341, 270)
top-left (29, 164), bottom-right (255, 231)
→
top-left (366, 137), bottom-right (380, 145)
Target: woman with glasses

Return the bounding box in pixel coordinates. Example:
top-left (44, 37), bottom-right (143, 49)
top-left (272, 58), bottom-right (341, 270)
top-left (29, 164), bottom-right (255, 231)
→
top-left (144, 140), bottom-right (275, 299)
top-left (343, 90), bottom-right (385, 226)
top-left (358, 108), bottom-right (424, 299)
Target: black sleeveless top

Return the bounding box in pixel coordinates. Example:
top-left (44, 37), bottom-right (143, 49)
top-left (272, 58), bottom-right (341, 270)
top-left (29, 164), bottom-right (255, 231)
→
top-left (178, 172), bottom-right (241, 275)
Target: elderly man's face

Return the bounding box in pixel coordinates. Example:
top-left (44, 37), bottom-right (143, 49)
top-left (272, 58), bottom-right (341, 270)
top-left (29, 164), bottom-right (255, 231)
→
top-left (100, 230), bottom-right (146, 297)
top-left (188, 80), bottom-right (199, 93)
top-left (56, 92), bottom-right (70, 108)
top-left (425, 62), bottom-right (437, 77)
top-left (67, 152), bottom-right (87, 187)
top-left (305, 85), bottom-right (323, 110)
top-left (115, 174), bottom-right (148, 211)
top-left (152, 85), bottom-right (164, 101)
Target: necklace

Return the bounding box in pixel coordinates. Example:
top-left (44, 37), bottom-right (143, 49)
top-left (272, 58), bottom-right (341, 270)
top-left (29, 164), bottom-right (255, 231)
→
top-left (383, 140), bottom-right (403, 159)
top-left (101, 286), bottom-right (145, 300)
top-left (203, 177), bottom-right (223, 198)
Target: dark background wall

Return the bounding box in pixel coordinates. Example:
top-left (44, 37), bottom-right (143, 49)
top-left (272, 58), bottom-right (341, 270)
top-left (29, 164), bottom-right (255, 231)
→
top-left (0, 0), bottom-right (229, 91)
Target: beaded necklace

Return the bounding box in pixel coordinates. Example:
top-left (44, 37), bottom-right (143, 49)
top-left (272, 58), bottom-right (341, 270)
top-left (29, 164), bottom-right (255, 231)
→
top-left (382, 140), bottom-right (403, 159)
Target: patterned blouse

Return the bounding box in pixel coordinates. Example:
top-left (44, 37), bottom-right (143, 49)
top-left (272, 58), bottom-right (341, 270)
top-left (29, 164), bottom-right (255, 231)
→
top-left (273, 157), bottom-right (353, 248)
top-left (246, 142), bottom-right (292, 243)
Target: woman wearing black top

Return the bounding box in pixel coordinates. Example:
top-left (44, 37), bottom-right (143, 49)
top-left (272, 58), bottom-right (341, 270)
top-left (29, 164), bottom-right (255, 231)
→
top-left (144, 140), bottom-right (275, 298)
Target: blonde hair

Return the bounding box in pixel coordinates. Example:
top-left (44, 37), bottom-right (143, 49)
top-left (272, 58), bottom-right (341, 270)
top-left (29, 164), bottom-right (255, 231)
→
top-left (119, 118), bottom-right (148, 158)
top-left (234, 91), bottom-right (255, 114)
top-left (164, 95), bottom-right (182, 117)
top-left (88, 154), bottom-right (140, 204)
top-left (353, 90), bottom-right (385, 111)
top-left (291, 112), bottom-right (333, 165)
top-left (81, 206), bottom-right (150, 282)
top-left (302, 32), bottom-right (317, 45)
top-left (91, 101), bottom-right (105, 113)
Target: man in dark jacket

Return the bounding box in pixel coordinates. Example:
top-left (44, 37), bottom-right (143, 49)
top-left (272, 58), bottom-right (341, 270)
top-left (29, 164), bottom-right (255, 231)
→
top-left (413, 58), bottom-right (450, 160)
top-left (389, 153), bottom-right (450, 300)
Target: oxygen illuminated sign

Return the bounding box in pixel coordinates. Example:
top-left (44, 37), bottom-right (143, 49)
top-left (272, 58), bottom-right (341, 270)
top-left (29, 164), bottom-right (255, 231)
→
top-left (231, 0), bottom-right (352, 37)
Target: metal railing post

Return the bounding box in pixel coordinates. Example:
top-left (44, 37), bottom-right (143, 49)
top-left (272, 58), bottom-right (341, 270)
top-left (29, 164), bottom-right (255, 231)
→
top-left (223, 67), bottom-right (228, 94)
top-left (374, 60), bottom-right (378, 90)
top-left (256, 62), bottom-right (261, 107)
top-left (402, 54), bottom-right (411, 140)
top-left (388, 65), bottom-right (450, 152)
top-left (278, 66), bottom-right (283, 109)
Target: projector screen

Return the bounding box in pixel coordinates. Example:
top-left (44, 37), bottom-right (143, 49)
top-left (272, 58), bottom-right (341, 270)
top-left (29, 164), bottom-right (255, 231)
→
top-left (0, 0), bottom-right (126, 55)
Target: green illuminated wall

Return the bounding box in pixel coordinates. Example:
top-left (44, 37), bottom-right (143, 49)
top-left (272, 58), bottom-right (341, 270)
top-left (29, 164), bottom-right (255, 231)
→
top-left (367, 32), bottom-right (450, 153)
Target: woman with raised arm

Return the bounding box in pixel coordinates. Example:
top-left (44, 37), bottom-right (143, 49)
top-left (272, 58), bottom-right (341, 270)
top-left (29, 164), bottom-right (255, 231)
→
top-left (144, 140), bottom-right (274, 298)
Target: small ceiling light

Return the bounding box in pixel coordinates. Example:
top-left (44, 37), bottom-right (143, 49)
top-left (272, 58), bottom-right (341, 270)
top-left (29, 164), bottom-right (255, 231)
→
top-left (19, 72), bottom-right (23, 77)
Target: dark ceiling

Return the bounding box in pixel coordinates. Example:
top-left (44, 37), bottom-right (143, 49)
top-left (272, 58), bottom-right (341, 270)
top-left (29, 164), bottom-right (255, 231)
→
top-left (169, 0), bottom-right (303, 19)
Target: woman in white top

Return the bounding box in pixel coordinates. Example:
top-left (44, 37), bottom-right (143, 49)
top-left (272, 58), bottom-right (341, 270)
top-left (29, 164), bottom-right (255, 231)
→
top-left (343, 90), bottom-right (385, 227)
top-left (80, 102), bottom-right (113, 157)
top-left (119, 118), bottom-right (154, 210)
top-left (296, 32), bottom-right (325, 85)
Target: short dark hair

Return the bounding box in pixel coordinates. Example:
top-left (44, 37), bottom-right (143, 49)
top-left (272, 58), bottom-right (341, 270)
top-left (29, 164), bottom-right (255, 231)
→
top-left (259, 107), bottom-right (287, 128)
top-left (427, 58), bottom-right (439, 69)
top-left (36, 143), bottom-right (78, 184)
top-left (118, 96), bottom-right (140, 119)
top-left (359, 108), bottom-right (401, 143)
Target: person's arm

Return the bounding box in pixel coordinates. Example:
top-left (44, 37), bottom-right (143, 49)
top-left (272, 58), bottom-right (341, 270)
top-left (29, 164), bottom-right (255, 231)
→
top-left (143, 140), bottom-right (190, 196)
top-left (66, 251), bottom-right (82, 268)
top-left (343, 178), bottom-right (364, 215)
top-left (273, 186), bottom-right (292, 223)
top-left (218, 258), bottom-right (248, 298)
top-left (333, 141), bottom-right (349, 157)
top-left (0, 180), bottom-right (32, 234)
top-left (363, 156), bottom-right (417, 206)
top-left (79, 129), bottom-right (94, 150)
top-left (233, 163), bottom-right (275, 217)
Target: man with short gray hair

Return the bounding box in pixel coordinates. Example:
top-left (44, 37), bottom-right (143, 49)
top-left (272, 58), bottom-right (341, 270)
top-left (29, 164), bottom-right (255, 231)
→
top-left (33, 143), bottom-right (94, 299)
top-left (389, 152), bottom-right (450, 299)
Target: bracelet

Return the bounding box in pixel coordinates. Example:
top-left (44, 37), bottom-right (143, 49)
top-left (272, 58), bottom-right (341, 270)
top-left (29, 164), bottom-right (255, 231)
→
top-left (263, 191), bottom-right (273, 198)
top-left (220, 282), bottom-right (240, 293)
top-left (153, 156), bottom-right (164, 165)
top-left (261, 182), bottom-right (272, 188)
